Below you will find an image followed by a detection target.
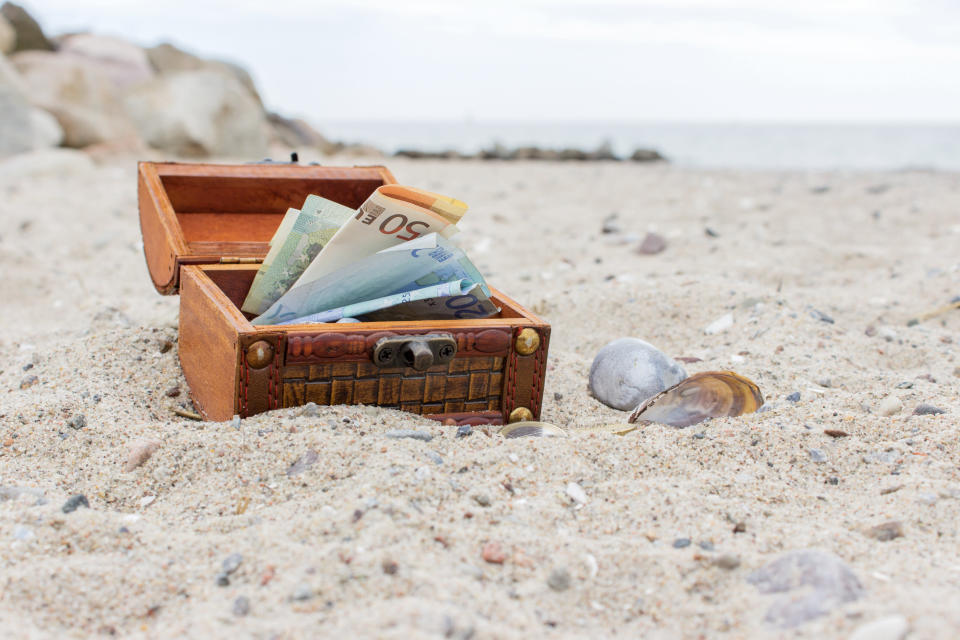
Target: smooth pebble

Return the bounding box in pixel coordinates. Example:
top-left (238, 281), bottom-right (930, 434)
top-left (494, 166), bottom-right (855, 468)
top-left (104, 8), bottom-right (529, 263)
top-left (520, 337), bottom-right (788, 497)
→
top-left (588, 338), bottom-right (687, 410)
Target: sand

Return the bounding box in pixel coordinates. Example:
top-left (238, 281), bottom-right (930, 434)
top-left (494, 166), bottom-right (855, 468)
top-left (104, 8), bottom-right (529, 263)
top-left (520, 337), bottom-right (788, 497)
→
top-left (1, 150), bottom-right (958, 638)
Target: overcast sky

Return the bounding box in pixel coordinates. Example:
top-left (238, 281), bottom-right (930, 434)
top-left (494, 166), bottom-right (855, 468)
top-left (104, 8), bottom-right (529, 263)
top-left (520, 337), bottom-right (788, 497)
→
top-left (26, 0), bottom-right (960, 122)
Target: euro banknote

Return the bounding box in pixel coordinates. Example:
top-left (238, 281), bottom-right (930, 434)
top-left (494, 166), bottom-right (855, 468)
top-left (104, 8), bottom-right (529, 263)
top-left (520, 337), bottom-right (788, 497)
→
top-left (240, 195), bottom-right (355, 315)
top-left (252, 233), bottom-right (497, 325)
top-left (274, 279), bottom-right (490, 325)
top-left (290, 186), bottom-right (468, 287)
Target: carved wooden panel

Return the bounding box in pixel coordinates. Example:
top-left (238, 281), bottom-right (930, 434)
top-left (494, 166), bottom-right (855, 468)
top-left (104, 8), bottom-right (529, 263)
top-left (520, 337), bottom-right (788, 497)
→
top-left (281, 356), bottom-right (505, 416)
top-left (287, 328), bottom-right (511, 363)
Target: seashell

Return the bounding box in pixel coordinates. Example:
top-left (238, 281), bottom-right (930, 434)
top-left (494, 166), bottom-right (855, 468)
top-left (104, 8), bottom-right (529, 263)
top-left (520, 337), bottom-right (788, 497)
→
top-left (499, 421), bottom-right (567, 439)
top-left (628, 371), bottom-right (763, 427)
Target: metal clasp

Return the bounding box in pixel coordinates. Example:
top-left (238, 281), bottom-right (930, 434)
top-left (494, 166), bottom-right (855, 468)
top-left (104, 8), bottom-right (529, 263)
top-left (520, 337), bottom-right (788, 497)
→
top-left (372, 334), bottom-right (457, 371)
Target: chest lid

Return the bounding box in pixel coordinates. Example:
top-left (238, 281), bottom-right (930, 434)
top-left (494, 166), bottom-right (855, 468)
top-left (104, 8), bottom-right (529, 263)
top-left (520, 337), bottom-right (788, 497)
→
top-left (138, 161), bottom-right (397, 295)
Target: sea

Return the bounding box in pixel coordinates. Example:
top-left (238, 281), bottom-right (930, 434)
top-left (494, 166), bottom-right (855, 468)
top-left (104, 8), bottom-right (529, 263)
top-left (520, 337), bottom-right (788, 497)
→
top-left (314, 121), bottom-right (960, 171)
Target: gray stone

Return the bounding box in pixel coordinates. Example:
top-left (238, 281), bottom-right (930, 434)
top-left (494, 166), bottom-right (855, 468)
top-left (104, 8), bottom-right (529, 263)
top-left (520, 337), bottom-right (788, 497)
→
top-left (808, 448), bottom-right (827, 463)
top-left (913, 403), bottom-right (945, 416)
top-left (57, 34), bottom-right (155, 89)
top-left (145, 43), bottom-right (262, 106)
top-left (0, 3), bottom-right (53, 52)
top-left (384, 429), bottom-right (433, 442)
top-left (547, 567), bottom-right (571, 591)
top-left (0, 15), bottom-right (14, 54)
top-left (865, 520), bottom-right (903, 542)
top-left (712, 554), bottom-right (741, 570)
top-left (62, 494), bottom-right (89, 513)
top-left (848, 615), bottom-right (909, 640)
top-left (455, 424), bottom-right (472, 438)
top-left (267, 112), bottom-right (334, 151)
top-left (673, 538), bottom-right (691, 549)
top-left (28, 106), bottom-right (62, 148)
top-left (746, 549), bottom-right (864, 628)
top-left (473, 494), bottom-right (491, 507)
top-left (222, 553), bottom-right (242, 574)
top-left (232, 596), bottom-right (250, 617)
top-left (786, 391), bottom-right (801, 402)
top-left (588, 338), bottom-right (687, 411)
top-left (300, 402), bottom-right (320, 417)
top-left (124, 69), bottom-right (268, 158)
top-left (425, 450), bottom-right (443, 465)
top-left (11, 50), bottom-right (140, 147)
top-left (636, 232), bottom-right (667, 255)
top-left (67, 414), bottom-right (85, 430)
top-left (286, 450), bottom-right (318, 477)
top-left (291, 584), bottom-right (313, 601)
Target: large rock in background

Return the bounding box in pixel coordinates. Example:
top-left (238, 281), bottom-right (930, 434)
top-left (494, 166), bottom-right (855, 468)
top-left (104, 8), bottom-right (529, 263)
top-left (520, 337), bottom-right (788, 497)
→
top-left (0, 2), bottom-right (53, 52)
top-left (124, 69), bottom-right (268, 157)
top-left (267, 112), bottom-right (336, 153)
top-left (146, 42), bottom-right (262, 107)
top-left (10, 50), bottom-right (139, 148)
top-left (0, 52), bottom-right (61, 156)
top-left (57, 34), bottom-right (154, 88)
top-left (0, 14), bottom-right (15, 54)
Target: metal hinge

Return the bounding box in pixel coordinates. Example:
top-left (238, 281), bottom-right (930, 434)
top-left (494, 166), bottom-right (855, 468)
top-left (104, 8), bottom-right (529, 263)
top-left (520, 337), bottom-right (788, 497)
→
top-left (219, 257), bottom-right (263, 264)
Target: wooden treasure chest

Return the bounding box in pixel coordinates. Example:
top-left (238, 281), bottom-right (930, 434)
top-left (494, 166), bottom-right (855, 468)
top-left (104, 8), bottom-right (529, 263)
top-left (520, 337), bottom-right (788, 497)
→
top-left (138, 162), bottom-right (551, 426)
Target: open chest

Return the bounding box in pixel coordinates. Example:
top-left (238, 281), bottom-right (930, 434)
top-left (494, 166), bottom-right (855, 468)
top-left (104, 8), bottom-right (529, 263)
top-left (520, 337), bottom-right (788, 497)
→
top-left (137, 161), bottom-right (551, 426)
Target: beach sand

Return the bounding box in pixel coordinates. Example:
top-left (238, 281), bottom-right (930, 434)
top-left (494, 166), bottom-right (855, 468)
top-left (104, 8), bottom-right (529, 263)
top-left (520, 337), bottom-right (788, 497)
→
top-left (1, 152), bottom-right (958, 638)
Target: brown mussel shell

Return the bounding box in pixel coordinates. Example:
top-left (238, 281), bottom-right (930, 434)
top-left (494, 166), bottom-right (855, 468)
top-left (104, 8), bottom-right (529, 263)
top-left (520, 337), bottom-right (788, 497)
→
top-left (627, 371), bottom-right (763, 427)
top-left (499, 421), bottom-right (568, 439)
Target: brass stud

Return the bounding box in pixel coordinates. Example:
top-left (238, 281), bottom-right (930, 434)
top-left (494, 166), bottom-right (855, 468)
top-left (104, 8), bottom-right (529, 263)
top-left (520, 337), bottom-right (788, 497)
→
top-left (509, 406), bottom-right (534, 423)
top-left (515, 328), bottom-right (540, 356)
top-left (246, 340), bottom-right (275, 369)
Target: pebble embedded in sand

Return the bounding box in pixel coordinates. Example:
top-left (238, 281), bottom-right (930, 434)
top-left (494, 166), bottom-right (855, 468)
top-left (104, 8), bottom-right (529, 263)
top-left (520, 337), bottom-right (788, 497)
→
top-left (482, 541), bottom-right (506, 564)
top-left (588, 338), bottom-right (687, 411)
top-left (878, 395), bottom-right (902, 417)
top-left (62, 494), bottom-right (89, 513)
top-left (848, 615), bottom-right (909, 640)
top-left (123, 439), bottom-right (160, 472)
top-left (866, 520), bottom-right (904, 541)
top-left (913, 403), bottom-right (945, 416)
top-left (704, 313), bottom-right (734, 335)
top-left (547, 567), bottom-right (571, 591)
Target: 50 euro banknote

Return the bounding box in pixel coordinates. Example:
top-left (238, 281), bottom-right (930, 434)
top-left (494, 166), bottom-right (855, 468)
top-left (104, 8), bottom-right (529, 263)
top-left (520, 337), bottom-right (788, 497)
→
top-left (290, 185), bottom-right (468, 288)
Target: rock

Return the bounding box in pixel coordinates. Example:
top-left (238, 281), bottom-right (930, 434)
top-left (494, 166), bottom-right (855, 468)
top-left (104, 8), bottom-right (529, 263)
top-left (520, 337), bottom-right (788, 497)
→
top-left (601, 213), bottom-right (620, 234)
top-left (673, 538), bottom-right (691, 549)
top-left (455, 424), bottom-right (472, 438)
top-left (62, 494), bottom-right (90, 513)
top-left (809, 309), bottom-right (835, 324)
top-left (0, 3), bottom-right (53, 52)
top-left (0, 53), bottom-right (33, 156)
top-left (123, 439), bottom-right (160, 472)
top-left (286, 450), bottom-right (318, 477)
top-left (11, 50), bottom-right (139, 147)
top-left (481, 541), bottom-right (506, 564)
top-left (786, 391), bottom-right (801, 402)
top-left (747, 549), bottom-right (864, 628)
top-left (145, 42), bottom-right (262, 105)
top-left (473, 494), bottom-right (491, 507)
top-left (866, 520), bottom-right (903, 542)
top-left (630, 148), bottom-right (666, 162)
top-left (547, 567), bottom-right (571, 591)
top-left (56, 34), bottom-right (154, 89)
top-left (28, 106), bottom-right (62, 148)
top-left (299, 401), bottom-right (320, 417)
top-left (877, 326), bottom-right (898, 342)
top-left (67, 414), bottom-right (85, 430)
top-left (381, 558), bottom-right (399, 575)
top-left (291, 584), bottom-right (313, 601)
top-left (816, 377), bottom-right (833, 388)
top-left (848, 615), bottom-right (909, 640)
top-left (18, 373), bottom-right (36, 389)
top-left (0, 15), bottom-right (14, 54)
top-left (425, 450), bottom-right (443, 465)
top-left (704, 313), bottom-right (734, 335)
top-left (565, 482), bottom-right (588, 505)
top-left (808, 448), bottom-right (827, 463)
top-left (913, 403), bottom-right (945, 416)
top-left (232, 596), bottom-right (250, 617)
top-left (712, 554), bottom-right (741, 570)
top-left (384, 429), bottom-right (433, 442)
top-left (266, 112), bottom-right (334, 151)
top-left (588, 338), bottom-right (687, 411)
top-left (124, 70), bottom-right (268, 158)
top-left (636, 232), bottom-right (667, 255)
top-left (878, 395), bottom-right (902, 417)
top-left (222, 552), bottom-right (242, 575)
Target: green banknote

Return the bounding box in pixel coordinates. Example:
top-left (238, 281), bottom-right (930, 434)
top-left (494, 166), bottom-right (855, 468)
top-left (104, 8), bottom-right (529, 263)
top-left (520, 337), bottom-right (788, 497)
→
top-left (241, 195), bottom-right (355, 315)
top-left (252, 233), bottom-right (498, 325)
